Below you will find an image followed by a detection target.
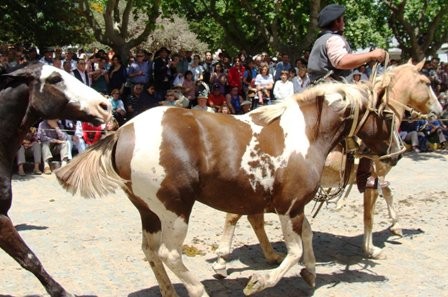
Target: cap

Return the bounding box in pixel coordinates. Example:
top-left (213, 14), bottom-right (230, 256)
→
top-left (318, 4), bottom-right (346, 28)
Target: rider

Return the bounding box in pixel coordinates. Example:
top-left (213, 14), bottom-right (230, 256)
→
top-left (308, 4), bottom-right (386, 83)
top-left (308, 4), bottom-right (388, 192)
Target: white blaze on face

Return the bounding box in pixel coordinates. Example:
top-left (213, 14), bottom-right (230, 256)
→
top-left (238, 102), bottom-right (311, 192)
top-left (429, 87), bottom-right (443, 114)
top-left (40, 64), bottom-right (105, 110)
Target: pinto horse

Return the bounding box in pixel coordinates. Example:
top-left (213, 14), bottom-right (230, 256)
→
top-left (211, 59), bottom-right (444, 277)
top-left (0, 63), bottom-right (111, 296)
top-left (56, 81), bottom-right (402, 296)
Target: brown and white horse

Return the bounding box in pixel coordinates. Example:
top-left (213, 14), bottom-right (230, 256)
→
top-left (212, 59), bottom-right (443, 277)
top-left (0, 63), bottom-right (111, 296)
top-left (56, 81), bottom-right (402, 296)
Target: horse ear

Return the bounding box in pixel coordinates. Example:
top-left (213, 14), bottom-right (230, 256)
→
top-left (3, 65), bottom-right (36, 84)
top-left (415, 59), bottom-right (425, 71)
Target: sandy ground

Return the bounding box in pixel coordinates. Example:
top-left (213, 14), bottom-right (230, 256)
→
top-left (1, 151), bottom-right (447, 297)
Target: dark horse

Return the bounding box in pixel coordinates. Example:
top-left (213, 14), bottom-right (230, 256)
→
top-left (0, 63), bottom-right (111, 296)
top-left (57, 82), bottom-right (401, 296)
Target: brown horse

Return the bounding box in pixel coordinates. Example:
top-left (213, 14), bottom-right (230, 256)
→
top-left (0, 63), bottom-right (111, 296)
top-left (212, 59), bottom-right (443, 277)
top-left (56, 81), bottom-right (402, 296)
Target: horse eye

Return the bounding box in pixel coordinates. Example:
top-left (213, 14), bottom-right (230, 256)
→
top-left (46, 72), bottom-right (63, 84)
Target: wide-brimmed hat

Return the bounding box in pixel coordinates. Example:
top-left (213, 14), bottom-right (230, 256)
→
top-left (318, 4), bottom-right (346, 28)
top-left (158, 46), bottom-right (171, 54)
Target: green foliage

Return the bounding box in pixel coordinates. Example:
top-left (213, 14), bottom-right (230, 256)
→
top-left (0, 0), bottom-right (92, 48)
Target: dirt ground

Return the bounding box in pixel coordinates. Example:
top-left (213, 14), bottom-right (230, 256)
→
top-left (0, 151), bottom-right (447, 297)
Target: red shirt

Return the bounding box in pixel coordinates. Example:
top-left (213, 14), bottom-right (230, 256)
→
top-left (208, 93), bottom-right (226, 107)
top-left (227, 65), bottom-right (245, 90)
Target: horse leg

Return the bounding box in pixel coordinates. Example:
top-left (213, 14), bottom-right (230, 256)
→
top-left (244, 213), bottom-right (306, 295)
top-left (127, 191), bottom-right (178, 297)
top-left (0, 214), bottom-right (72, 296)
top-left (363, 188), bottom-right (385, 259)
top-left (212, 213), bottom-right (242, 277)
top-left (382, 185), bottom-right (403, 237)
top-left (299, 215), bottom-right (316, 287)
top-left (158, 216), bottom-right (209, 297)
top-left (0, 176), bottom-right (71, 297)
top-left (247, 213), bottom-right (284, 264)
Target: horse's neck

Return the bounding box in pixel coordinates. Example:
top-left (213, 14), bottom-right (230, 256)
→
top-left (0, 84), bottom-right (36, 159)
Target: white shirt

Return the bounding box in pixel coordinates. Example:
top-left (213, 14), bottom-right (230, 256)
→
top-left (273, 80), bottom-right (294, 101)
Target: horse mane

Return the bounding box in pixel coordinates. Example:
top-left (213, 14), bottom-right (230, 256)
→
top-left (251, 82), bottom-right (369, 125)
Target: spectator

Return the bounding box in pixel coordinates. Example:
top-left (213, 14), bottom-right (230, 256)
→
top-left (227, 57), bottom-right (245, 95)
top-left (109, 89), bottom-right (127, 125)
top-left (202, 51), bottom-right (214, 84)
top-left (192, 91), bottom-right (215, 113)
top-left (399, 120), bottom-right (428, 153)
top-left (273, 70), bottom-right (294, 101)
top-left (126, 83), bottom-right (145, 119)
top-left (72, 58), bottom-right (90, 86)
top-left (16, 127), bottom-right (42, 176)
top-left (182, 70), bottom-right (196, 101)
top-left (274, 53), bottom-right (291, 81)
top-left (38, 119), bottom-right (71, 174)
top-left (39, 47), bottom-right (54, 65)
top-left (127, 49), bottom-right (151, 87)
top-left (226, 86), bottom-right (244, 114)
top-left (106, 54), bottom-right (127, 95)
top-left (254, 64), bottom-right (274, 105)
top-left (209, 62), bottom-right (227, 95)
top-left (292, 65), bottom-right (310, 93)
top-left (60, 120), bottom-right (86, 158)
top-left (91, 56), bottom-right (109, 94)
top-left (426, 119), bottom-right (447, 149)
top-left (159, 89), bottom-right (178, 106)
top-left (153, 47), bottom-right (172, 101)
top-left (189, 54), bottom-right (204, 81)
top-left (208, 84), bottom-right (226, 112)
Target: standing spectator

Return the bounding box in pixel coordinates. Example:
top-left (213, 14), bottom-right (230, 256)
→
top-left (91, 56), bottom-right (109, 94)
top-left (72, 58), bottom-right (90, 86)
top-left (254, 64), bottom-right (274, 105)
top-left (273, 70), bottom-right (294, 101)
top-left (63, 49), bottom-right (77, 70)
top-left (106, 54), bottom-right (127, 95)
top-left (189, 54), bottom-right (204, 81)
top-left (209, 62), bottom-right (227, 95)
top-left (153, 47), bottom-right (172, 101)
top-left (16, 127), bottom-right (42, 176)
top-left (274, 53), bottom-right (291, 81)
top-left (202, 51), bottom-right (214, 85)
top-left (227, 57), bottom-right (245, 95)
top-left (127, 49), bottom-right (151, 87)
top-left (243, 58), bottom-right (258, 98)
top-left (38, 119), bottom-right (70, 174)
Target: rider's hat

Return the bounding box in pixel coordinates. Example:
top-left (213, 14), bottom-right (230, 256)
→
top-left (318, 4), bottom-right (346, 28)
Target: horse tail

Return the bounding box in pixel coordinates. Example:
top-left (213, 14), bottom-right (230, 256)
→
top-left (55, 132), bottom-right (126, 198)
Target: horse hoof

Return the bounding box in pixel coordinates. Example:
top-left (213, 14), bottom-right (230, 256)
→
top-left (300, 268), bottom-right (316, 288)
top-left (243, 274), bottom-right (267, 295)
top-left (366, 247), bottom-right (386, 260)
top-left (212, 261), bottom-right (228, 278)
top-left (389, 227), bottom-right (403, 237)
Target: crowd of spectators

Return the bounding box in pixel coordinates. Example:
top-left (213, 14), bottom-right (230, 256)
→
top-left (1, 44), bottom-right (448, 174)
